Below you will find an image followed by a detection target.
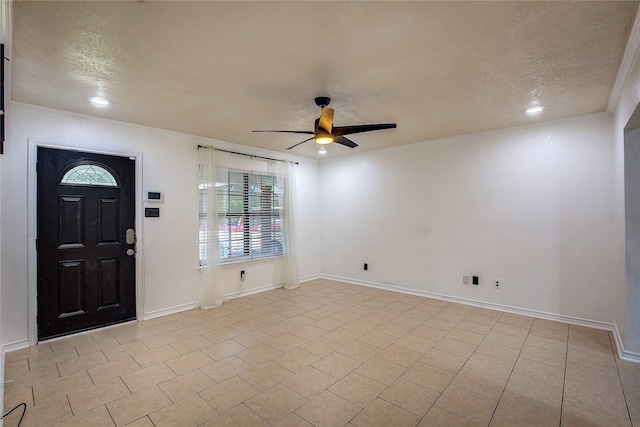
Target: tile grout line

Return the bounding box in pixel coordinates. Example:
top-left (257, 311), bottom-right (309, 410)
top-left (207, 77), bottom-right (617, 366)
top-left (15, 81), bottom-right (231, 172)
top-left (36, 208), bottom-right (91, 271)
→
top-left (612, 331), bottom-right (636, 426)
top-left (558, 328), bottom-right (569, 427)
top-left (472, 313), bottom-right (531, 427)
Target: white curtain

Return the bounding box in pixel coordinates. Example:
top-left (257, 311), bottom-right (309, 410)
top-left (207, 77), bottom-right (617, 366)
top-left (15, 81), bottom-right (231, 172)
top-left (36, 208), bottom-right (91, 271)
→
top-left (198, 148), bottom-right (226, 309)
top-left (280, 160), bottom-right (300, 289)
top-left (267, 159), bottom-right (300, 289)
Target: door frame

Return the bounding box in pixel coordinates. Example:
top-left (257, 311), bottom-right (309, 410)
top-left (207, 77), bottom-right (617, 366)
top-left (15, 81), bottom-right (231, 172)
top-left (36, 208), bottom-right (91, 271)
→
top-left (27, 139), bottom-right (145, 345)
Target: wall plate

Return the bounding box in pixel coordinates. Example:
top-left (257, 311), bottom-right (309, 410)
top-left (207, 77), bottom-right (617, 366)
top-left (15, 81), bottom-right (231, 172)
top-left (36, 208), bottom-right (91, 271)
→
top-left (145, 207), bottom-right (160, 218)
top-left (146, 191), bottom-right (164, 203)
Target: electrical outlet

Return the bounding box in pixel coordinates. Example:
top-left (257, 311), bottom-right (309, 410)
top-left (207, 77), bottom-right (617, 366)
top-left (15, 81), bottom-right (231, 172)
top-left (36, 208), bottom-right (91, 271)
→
top-left (240, 270), bottom-right (245, 281)
top-left (472, 276), bottom-right (479, 285)
top-left (462, 275), bottom-right (469, 285)
top-left (494, 279), bottom-right (501, 289)
top-left (364, 263), bottom-right (368, 271)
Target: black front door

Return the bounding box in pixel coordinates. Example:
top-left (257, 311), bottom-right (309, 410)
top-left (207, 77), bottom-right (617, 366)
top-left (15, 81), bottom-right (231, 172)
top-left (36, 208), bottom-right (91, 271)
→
top-left (37, 147), bottom-right (136, 340)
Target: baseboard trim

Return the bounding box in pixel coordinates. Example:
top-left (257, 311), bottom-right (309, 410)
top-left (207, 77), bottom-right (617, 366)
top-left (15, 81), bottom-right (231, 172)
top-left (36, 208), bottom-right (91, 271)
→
top-left (143, 302), bottom-right (199, 320)
top-left (301, 274), bottom-right (322, 282)
top-left (620, 349), bottom-right (640, 363)
top-left (143, 277), bottom-right (317, 319)
top-left (320, 274), bottom-right (638, 359)
top-left (225, 283), bottom-right (284, 300)
top-left (222, 275), bottom-right (323, 300)
top-left (613, 327), bottom-right (640, 363)
top-left (323, 274), bottom-right (617, 330)
top-left (2, 339), bottom-right (30, 355)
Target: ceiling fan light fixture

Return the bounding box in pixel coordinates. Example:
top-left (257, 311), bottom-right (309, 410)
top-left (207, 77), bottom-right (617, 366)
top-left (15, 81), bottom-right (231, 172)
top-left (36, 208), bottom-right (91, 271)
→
top-left (254, 97), bottom-right (396, 150)
top-left (315, 134), bottom-right (333, 145)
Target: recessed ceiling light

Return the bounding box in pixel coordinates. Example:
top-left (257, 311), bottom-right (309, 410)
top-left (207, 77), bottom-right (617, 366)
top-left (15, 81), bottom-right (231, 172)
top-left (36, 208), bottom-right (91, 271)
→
top-left (525, 105), bottom-right (545, 115)
top-left (318, 147), bottom-right (327, 155)
top-left (90, 96), bottom-right (110, 106)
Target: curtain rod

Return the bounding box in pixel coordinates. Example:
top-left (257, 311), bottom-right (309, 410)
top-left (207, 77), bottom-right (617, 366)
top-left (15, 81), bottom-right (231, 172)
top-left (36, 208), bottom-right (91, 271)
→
top-left (197, 145), bottom-right (299, 165)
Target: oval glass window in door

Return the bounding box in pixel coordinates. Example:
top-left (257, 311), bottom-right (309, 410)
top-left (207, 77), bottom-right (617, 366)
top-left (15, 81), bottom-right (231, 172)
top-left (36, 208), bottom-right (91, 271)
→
top-left (60, 163), bottom-right (119, 187)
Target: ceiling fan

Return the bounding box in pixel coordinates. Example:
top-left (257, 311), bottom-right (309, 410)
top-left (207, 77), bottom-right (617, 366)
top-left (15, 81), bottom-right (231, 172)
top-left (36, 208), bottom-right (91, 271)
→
top-left (253, 97), bottom-right (397, 150)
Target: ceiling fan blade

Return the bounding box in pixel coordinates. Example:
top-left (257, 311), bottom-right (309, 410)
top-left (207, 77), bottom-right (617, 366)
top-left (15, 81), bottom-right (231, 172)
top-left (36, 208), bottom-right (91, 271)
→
top-left (334, 136), bottom-right (358, 148)
top-left (333, 123), bottom-right (397, 136)
top-left (318, 108), bottom-right (334, 133)
top-left (286, 136), bottom-right (315, 150)
top-left (253, 130), bottom-right (315, 135)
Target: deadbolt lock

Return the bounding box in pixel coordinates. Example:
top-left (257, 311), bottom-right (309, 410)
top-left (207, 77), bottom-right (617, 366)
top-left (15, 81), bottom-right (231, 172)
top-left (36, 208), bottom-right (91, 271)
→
top-left (125, 229), bottom-right (136, 245)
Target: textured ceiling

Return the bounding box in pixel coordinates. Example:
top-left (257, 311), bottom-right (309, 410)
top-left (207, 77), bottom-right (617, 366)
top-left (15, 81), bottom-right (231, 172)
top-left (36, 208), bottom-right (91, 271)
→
top-left (9, 1), bottom-right (639, 158)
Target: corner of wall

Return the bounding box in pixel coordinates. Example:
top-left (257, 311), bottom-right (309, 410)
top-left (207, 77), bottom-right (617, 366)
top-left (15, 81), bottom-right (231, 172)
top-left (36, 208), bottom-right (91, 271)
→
top-left (608, 4), bottom-right (640, 113)
top-left (613, 4), bottom-right (640, 357)
top-left (0, 0), bottom-right (13, 419)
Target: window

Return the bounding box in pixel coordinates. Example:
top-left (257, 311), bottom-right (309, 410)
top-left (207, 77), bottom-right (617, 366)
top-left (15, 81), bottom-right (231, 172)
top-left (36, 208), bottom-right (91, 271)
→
top-left (60, 163), bottom-right (118, 187)
top-left (199, 169), bottom-right (284, 263)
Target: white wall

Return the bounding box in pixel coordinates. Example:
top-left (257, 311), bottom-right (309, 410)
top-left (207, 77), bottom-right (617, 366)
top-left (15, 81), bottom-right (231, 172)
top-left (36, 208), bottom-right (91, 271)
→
top-left (1, 102), bottom-right (321, 345)
top-left (608, 6), bottom-right (640, 358)
top-left (613, 18), bottom-right (640, 356)
top-left (320, 113), bottom-right (617, 324)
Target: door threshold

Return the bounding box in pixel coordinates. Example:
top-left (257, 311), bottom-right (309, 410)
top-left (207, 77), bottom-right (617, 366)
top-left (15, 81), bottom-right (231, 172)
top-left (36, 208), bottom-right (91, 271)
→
top-left (38, 318), bottom-right (138, 344)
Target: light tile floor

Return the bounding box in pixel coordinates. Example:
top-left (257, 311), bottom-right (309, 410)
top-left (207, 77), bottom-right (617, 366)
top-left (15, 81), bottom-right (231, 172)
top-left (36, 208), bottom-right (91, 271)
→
top-left (3, 279), bottom-right (640, 427)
